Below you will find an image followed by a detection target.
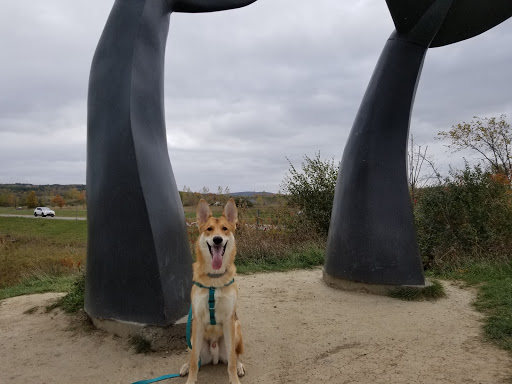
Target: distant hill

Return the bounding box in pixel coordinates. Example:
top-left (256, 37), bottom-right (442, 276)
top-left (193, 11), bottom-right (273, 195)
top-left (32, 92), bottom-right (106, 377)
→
top-left (0, 184), bottom-right (86, 193)
top-left (0, 184), bottom-right (276, 198)
top-left (230, 191), bottom-right (276, 197)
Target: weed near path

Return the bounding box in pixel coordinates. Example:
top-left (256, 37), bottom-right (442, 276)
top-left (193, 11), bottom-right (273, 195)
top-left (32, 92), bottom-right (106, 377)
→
top-left (432, 261), bottom-right (512, 352)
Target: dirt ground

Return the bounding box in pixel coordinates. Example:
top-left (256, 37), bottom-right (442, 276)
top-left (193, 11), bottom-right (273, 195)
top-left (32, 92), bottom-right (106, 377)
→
top-left (1, 269), bottom-right (511, 384)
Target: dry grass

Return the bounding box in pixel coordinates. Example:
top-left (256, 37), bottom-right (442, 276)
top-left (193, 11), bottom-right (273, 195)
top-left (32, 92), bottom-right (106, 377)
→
top-left (187, 204), bottom-right (326, 272)
top-left (1, 206), bottom-right (326, 297)
top-left (0, 218), bottom-right (85, 289)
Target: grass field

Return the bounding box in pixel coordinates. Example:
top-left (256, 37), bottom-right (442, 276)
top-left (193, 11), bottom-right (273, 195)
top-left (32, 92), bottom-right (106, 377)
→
top-left (0, 206), bottom-right (87, 218)
top-left (0, 217), bottom-right (86, 291)
top-left (0, 206), bottom-right (324, 294)
top-left (1, 205), bottom-right (271, 221)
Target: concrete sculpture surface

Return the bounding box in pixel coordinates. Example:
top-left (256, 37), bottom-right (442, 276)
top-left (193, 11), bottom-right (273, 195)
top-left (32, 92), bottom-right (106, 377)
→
top-left (86, 0), bottom-right (257, 326)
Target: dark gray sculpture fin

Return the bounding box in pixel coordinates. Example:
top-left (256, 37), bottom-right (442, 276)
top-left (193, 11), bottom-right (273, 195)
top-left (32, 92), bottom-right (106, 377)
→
top-left (86, 0), bottom-right (191, 326)
top-left (325, 0), bottom-right (511, 289)
top-left (385, 0), bottom-right (436, 35)
top-left (172, 0), bottom-right (257, 13)
top-left (86, 0), bottom-right (261, 326)
top-left (430, 0), bottom-right (512, 47)
top-left (386, 0), bottom-right (512, 48)
top-left (402, 0), bottom-right (452, 47)
top-left (324, 32), bottom-right (427, 286)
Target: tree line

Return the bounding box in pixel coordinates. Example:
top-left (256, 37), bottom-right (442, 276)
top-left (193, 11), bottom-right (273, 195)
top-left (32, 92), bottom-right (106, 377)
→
top-left (0, 184), bottom-right (86, 208)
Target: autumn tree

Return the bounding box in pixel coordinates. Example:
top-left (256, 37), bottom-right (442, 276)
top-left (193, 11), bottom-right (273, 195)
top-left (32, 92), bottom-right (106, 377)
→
top-left (26, 191), bottom-right (38, 208)
top-left (7, 193), bottom-right (16, 207)
top-left (214, 186), bottom-right (231, 204)
top-left (438, 115), bottom-right (511, 184)
top-left (78, 190), bottom-right (86, 208)
top-left (66, 187), bottom-right (82, 201)
top-left (51, 194), bottom-right (66, 208)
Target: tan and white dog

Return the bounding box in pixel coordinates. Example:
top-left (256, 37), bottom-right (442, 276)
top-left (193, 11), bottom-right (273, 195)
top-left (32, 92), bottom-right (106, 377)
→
top-left (180, 198), bottom-right (245, 384)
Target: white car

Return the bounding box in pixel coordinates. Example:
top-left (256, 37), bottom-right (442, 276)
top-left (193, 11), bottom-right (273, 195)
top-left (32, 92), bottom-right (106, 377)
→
top-left (34, 207), bottom-right (55, 217)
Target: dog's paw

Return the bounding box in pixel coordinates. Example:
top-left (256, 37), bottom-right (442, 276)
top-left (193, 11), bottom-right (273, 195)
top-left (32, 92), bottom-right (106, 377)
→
top-left (237, 361), bottom-right (245, 377)
top-left (180, 362), bottom-right (190, 377)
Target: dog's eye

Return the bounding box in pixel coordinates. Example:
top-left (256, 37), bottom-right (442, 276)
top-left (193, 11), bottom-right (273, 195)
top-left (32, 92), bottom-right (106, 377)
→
top-left (207, 227), bottom-right (213, 231)
top-left (222, 227), bottom-right (228, 231)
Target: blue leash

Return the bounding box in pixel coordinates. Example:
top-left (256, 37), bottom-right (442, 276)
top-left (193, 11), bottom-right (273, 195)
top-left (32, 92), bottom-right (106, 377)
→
top-left (131, 306), bottom-right (194, 384)
top-left (131, 374), bottom-right (180, 384)
top-left (131, 279), bottom-right (234, 384)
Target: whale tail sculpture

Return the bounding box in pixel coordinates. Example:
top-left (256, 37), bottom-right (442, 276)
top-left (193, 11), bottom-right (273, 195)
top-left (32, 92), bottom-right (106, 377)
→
top-left (86, 0), bottom-right (258, 326)
top-left (172, 0), bottom-right (257, 13)
top-left (386, 0), bottom-right (512, 47)
top-left (324, 0), bottom-right (512, 289)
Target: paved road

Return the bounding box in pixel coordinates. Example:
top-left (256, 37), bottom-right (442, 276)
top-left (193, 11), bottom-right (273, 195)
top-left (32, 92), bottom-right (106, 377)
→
top-left (0, 214), bottom-right (86, 221)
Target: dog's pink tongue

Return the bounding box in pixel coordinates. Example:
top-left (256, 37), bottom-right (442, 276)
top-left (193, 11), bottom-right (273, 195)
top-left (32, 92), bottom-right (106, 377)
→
top-left (211, 246), bottom-right (223, 270)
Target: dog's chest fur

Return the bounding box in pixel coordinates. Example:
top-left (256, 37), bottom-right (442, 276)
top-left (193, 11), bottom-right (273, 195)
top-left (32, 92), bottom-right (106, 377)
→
top-left (193, 285), bottom-right (237, 329)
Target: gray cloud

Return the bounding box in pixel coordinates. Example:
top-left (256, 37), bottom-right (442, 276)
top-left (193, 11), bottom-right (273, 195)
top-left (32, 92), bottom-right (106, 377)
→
top-left (1, 0), bottom-right (511, 191)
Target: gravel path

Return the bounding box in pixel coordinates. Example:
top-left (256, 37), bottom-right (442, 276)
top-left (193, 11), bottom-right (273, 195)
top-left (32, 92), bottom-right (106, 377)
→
top-left (1, 269), bottom-right (511, 384)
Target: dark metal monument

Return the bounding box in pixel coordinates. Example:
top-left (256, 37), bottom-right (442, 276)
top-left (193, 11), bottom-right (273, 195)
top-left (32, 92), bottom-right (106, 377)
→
top-left (324, 0), bottom-right (512, 288)
top-left (86, 0), bottom-right (512, 324)
top-left (85, 0), bottom-right (257, 326)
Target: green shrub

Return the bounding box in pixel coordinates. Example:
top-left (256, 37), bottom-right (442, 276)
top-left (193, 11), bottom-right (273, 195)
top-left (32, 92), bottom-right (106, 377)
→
top-left (233, 196), bottom-right (254, 208)
top-left (280, 152), bottom-right (338, 235)
top-left (46, 271), bottom-right (85, 313)
top-left (414, 163), bottom-right (512, 271)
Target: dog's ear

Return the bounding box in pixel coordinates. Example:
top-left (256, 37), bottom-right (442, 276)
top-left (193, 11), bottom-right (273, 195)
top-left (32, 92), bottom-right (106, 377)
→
top-left (196, 199), bottom-right (212, 226)
top-left (223, 198), bottom-right (238, 225)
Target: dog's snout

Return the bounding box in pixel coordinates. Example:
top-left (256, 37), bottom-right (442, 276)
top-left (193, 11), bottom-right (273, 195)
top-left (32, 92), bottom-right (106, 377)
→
top-left (213, 236), bottom-right (223, 245)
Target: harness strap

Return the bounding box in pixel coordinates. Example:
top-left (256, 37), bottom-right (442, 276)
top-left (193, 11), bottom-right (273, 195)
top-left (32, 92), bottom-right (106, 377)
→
top-left (208, 287), bottom-right (216, 325)
top-left (193, 278), bottom-right (235, 289)
top-left (193, 279), bottom-right (234, 326)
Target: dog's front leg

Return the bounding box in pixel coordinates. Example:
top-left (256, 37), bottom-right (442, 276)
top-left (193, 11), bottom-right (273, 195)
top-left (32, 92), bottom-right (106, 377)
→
top-left (223, 315), bottom-right (240, 384)
top-left (186, 318), bottom-right (204, 384)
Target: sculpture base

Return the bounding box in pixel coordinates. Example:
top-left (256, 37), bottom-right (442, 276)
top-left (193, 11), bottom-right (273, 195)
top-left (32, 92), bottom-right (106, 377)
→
top-left (323, 269), bottom-right (432, 296)
top-left (89, 314), bottom-right (188, 351)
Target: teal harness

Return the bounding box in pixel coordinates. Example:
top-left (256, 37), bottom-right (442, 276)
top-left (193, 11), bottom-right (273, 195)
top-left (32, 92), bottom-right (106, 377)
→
top-left (193, 278), bottom-right (235, 326)
top-left (132, 278), bottom-right (235, 384)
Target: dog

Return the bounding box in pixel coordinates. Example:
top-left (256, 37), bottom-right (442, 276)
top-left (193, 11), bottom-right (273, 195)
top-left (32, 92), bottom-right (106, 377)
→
top-left (180, 198), bottom-right (245, 384)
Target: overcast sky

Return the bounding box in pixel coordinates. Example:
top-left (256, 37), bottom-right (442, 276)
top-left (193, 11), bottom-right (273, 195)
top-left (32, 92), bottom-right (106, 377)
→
top-left (1, 0), bottom-right (511, 193)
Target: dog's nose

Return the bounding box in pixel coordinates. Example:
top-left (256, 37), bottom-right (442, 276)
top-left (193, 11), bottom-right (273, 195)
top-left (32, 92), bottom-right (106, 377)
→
top-left (213, 236), bottom-right (223, 245)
